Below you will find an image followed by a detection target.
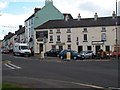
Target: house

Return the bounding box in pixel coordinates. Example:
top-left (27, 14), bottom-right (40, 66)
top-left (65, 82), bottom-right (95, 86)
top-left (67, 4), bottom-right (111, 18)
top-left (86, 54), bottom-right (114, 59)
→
top-left (15, 25), bottom-right (25, 43)
top-left (2, 32), bottom-right (15, 52)
top-left (25, 8), bottom-right (41, 49)
top-left (35, 12), bottom-right (120, 54)
top-left (25, 0), bottom-right (65, 54)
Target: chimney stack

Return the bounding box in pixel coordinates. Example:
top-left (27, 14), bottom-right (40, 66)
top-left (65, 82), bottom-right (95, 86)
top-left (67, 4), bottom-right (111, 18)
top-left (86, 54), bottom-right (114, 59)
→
top-left (112, 11), bottom-right (116, 19)
top-left (34, 8), bottom-right (41, 13)
top-left (65, 14), bottom-right (69, 21)
top-left (78, 13), bottom-right (81, 20)
top-left (19, 25), bottom-right (22, 29)
top-left (94, 12), bottom-right (98, 20)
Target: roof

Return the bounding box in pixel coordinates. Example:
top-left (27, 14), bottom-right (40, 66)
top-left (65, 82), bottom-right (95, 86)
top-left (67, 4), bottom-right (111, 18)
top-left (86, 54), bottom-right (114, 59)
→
top-left (17, 26), bottom-right (25, 35)
top-left (25, 8), bottom-right (41, 22)
top-left (35, 16), bottom-right (120, 29)
top-left (4, 32), bottom-right (15, 40)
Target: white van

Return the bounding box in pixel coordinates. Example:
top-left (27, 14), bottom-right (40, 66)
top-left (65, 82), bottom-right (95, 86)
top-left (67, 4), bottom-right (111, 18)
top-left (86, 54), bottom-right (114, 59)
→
top-left (13, 43), bottom-right (31, 56)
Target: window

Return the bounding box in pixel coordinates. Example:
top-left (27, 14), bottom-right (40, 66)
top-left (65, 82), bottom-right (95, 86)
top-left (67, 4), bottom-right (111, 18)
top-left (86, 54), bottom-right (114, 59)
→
top-left (56, 29), bottom-right (61, 33)
top-left (67, 28), bottom-right (71, 33)
top-left (52, 45), bottom-right (56, 49)
top-left (87, 46), bottom-right (92, 50)
top-left (83, 28), bottom-right (88, 32)
top-left (49, 30), bottom-right (53, 34)
top-left (101, 27), bottom-right (106, 32)
top-left (67, 35), bottom-right (71, 42)
top-left (57, 35), bottom-right (60, 42)
top-left (68, 44), bottom-right (71, 50)
top-left (49, 35), bottom-right (53, 43)
top-left (106, 46), bottom-right (110, 51)
top-left (83, 34), bottom-right (87, 42)
top-left (101, 33), bottom-right (106, 41)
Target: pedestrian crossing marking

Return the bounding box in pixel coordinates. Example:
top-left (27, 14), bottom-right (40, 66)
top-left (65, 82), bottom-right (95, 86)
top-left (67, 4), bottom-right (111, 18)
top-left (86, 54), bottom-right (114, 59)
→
top-left (3, 60), bottom-right (21, 70)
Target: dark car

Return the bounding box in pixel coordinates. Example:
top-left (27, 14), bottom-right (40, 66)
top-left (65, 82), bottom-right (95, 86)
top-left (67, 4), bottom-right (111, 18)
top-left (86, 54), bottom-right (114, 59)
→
top-left (80, 50), bottom-right (95, 59)
top-left (59, 49), bottom-right (85, 60)
top-left (45, 49), bottom-right (62, 57)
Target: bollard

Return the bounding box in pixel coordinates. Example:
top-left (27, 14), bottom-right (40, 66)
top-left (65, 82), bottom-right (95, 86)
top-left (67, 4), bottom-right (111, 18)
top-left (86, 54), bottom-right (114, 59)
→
top-left (66, 52), bottom-right (71, 60)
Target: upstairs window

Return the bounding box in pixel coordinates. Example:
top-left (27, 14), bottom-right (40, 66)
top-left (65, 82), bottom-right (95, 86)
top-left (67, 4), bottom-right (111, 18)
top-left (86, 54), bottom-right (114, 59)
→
top-left (49, 30), bottom-right (53, 34)
top-left (67, 28), bottom-right (71, 33)
top-left (67, 35), bottom-right (71, 42)
top-left (101, 27), bottom-right (106, 32)
top-left (83, 28), bottom-right (88, 32)
top-left (83, 34), bottom-right (87, 42)
top-left (56, 29), bottom-right (61, 33)
top-left (57, 35), bottom-right (61, 42)
top-left (49, 35), bottom-right (53, 43)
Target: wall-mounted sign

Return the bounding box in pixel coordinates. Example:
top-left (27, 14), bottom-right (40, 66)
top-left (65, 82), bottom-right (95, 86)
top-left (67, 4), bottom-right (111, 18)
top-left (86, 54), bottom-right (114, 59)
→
top-left (92, 41), bottom-right (104, 45)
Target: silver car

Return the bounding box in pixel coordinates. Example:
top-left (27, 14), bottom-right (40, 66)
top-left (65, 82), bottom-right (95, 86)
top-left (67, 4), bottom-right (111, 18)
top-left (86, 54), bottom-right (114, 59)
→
top-left (80, 50), bottom-right (95, 59)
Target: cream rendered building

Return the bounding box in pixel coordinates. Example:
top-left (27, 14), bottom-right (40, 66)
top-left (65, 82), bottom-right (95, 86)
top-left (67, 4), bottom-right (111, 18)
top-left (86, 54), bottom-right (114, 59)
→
top-left (35, 13), bottom-right (120, 54)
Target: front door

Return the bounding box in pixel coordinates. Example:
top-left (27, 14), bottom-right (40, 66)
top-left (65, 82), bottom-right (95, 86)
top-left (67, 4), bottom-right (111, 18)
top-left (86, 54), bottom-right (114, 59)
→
top-left (39, 44), bottom-right (43, 53)
top-left (78, 46), bottom-right (83, 53)
top-left (95, 45), bottom-right (100, 54)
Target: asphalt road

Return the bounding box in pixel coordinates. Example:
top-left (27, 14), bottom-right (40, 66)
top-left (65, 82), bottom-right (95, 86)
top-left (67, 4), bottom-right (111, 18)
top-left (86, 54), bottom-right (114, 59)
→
top-left (2, 54), bottom-right (120, 89)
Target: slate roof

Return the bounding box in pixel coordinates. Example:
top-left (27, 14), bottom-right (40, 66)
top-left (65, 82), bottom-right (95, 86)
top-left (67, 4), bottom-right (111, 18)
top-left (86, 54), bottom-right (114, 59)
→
top-left (4, 32), bottom-right (15, 40)
top-left (35, 16), bottom-right (120, 29)
top-left (17, 26), bottom-right (25, 35)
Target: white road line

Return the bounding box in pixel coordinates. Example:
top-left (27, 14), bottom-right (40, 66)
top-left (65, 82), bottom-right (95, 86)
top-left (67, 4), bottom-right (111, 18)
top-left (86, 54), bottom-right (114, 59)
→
top-left (8, 63), bottom-right (21, 69)
top-left (5, 64), bottom-right (15, 69)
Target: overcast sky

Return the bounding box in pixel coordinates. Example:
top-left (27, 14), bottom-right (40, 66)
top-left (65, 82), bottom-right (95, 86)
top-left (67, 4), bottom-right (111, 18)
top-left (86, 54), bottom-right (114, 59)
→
top-left (0, 0), bottom-right (120, 40)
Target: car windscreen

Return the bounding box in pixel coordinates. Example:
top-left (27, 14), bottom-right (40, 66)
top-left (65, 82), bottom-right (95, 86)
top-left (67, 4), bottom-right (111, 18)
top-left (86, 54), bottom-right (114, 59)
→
top-left (20, 46), bottom-right (28, 50)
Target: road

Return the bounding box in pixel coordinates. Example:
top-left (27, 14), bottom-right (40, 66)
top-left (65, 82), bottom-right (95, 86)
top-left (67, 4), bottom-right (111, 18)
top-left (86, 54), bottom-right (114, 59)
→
top-left (2, 54), bottom-right (119, 89)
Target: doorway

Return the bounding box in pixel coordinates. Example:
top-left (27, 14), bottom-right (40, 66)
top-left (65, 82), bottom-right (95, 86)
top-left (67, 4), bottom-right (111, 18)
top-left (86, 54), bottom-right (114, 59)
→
top-left (39, 44), bottom-right (43, 53)
top-left (95, 45), bottom-right (100, 54)
top-left (78, 46), bottom-right (83, 53)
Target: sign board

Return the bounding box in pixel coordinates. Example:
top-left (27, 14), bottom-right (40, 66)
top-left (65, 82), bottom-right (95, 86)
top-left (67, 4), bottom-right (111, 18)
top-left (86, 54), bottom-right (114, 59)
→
top-left (92, 41), bottom-right (104, 45)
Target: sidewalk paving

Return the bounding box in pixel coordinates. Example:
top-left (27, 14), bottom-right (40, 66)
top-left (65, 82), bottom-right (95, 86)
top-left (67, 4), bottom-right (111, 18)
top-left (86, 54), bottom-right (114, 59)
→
top-left (29, 54), bottom-right (118, 61)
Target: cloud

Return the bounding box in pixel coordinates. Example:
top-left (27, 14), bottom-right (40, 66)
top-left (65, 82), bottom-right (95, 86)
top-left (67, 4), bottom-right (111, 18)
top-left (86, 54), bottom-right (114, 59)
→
top-left (0, 12), bottom-right (32, 39)
top-left (54, 0), bottom-right (117, 18)
top-left (0, 1), bottom-right (8, 10)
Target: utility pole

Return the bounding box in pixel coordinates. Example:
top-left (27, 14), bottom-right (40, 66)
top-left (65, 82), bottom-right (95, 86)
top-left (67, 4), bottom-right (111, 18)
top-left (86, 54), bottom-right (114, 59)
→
top-left (116, 0), bottom-right (119, 60)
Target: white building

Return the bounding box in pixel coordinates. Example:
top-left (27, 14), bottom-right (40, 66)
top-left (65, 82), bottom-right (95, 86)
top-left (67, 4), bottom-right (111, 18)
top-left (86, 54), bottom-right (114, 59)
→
top-left (25, 8), bottom-right (41, 49)
top-left (35, 13), bottom-right (120, 54)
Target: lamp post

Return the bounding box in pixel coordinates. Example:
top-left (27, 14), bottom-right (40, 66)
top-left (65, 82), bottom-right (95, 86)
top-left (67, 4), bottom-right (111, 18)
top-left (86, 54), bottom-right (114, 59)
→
top-left (116, 0), bottom-right (118, 60)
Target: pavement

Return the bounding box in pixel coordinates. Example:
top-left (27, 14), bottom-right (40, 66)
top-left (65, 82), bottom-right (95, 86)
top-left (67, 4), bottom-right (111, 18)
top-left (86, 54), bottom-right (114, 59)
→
top-left (28, 54), bottom-right (119, 62)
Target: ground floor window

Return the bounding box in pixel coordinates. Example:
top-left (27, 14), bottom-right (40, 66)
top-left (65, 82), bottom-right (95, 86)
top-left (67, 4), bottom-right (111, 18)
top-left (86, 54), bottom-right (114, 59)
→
top-left (59, 46), bottom-right (63, 50)
top-left (105, 45), bottom-right (110, 51)
top-left (52, 45), bottom-right (56, 49)
top-left (67, 44), bottom-right (71, 50)
top-left (87, 46), bottom-right (92, 50)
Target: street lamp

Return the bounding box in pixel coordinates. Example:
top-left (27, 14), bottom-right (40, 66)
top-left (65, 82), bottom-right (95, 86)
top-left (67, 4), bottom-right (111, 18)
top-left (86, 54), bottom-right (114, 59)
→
top-left (115, 0), bottom-right (118, 59)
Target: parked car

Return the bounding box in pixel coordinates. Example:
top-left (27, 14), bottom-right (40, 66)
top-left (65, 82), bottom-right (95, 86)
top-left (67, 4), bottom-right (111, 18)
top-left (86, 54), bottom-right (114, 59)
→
top-left (45, 49), bottom-right (62, 57)
top-left (1, 48), bottom-right (9, 54)
top-left (59, 49), bottom-right (85, 60)
top-left (80, 50), bottom-right (95, 59)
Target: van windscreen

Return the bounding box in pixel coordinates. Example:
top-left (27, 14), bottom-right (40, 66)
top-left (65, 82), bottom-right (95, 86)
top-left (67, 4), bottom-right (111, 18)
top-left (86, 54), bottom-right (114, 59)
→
top-left (21, 46), bottom-right (28, 50)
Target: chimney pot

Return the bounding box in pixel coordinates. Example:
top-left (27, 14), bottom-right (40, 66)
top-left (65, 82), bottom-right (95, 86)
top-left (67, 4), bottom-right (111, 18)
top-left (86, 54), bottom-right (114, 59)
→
top-left (78, 13), bottom-right (81, 20)
top-left (19, 25), bottom-right (22, 29)
top-left (94, 12), bottom-right (98, 20)
top-left (112, 11), bottom-right (116, 19)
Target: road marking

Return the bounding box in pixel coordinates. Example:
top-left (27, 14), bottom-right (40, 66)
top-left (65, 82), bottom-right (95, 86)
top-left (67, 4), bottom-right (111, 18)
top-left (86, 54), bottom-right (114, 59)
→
top-left (71, 82), bottom-right (105, 89)
top-left (5, 64), bottom-right (15, 69)
top-left (8, 63), bottom-right (21, 69)
top-left (4, 60), bottom-right (21, 70)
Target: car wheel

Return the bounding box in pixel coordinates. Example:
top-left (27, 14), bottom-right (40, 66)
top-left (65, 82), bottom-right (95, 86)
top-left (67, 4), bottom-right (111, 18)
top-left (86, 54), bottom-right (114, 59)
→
top-left (73, 56), bottom-right (77, 60)
top-left (60, 56), bottom-right (63, 60)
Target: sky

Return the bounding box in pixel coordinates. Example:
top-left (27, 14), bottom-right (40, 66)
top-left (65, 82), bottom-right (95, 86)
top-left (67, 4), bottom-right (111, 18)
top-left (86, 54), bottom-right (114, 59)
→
top-left (0, 0), bottom-right (120, 40)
